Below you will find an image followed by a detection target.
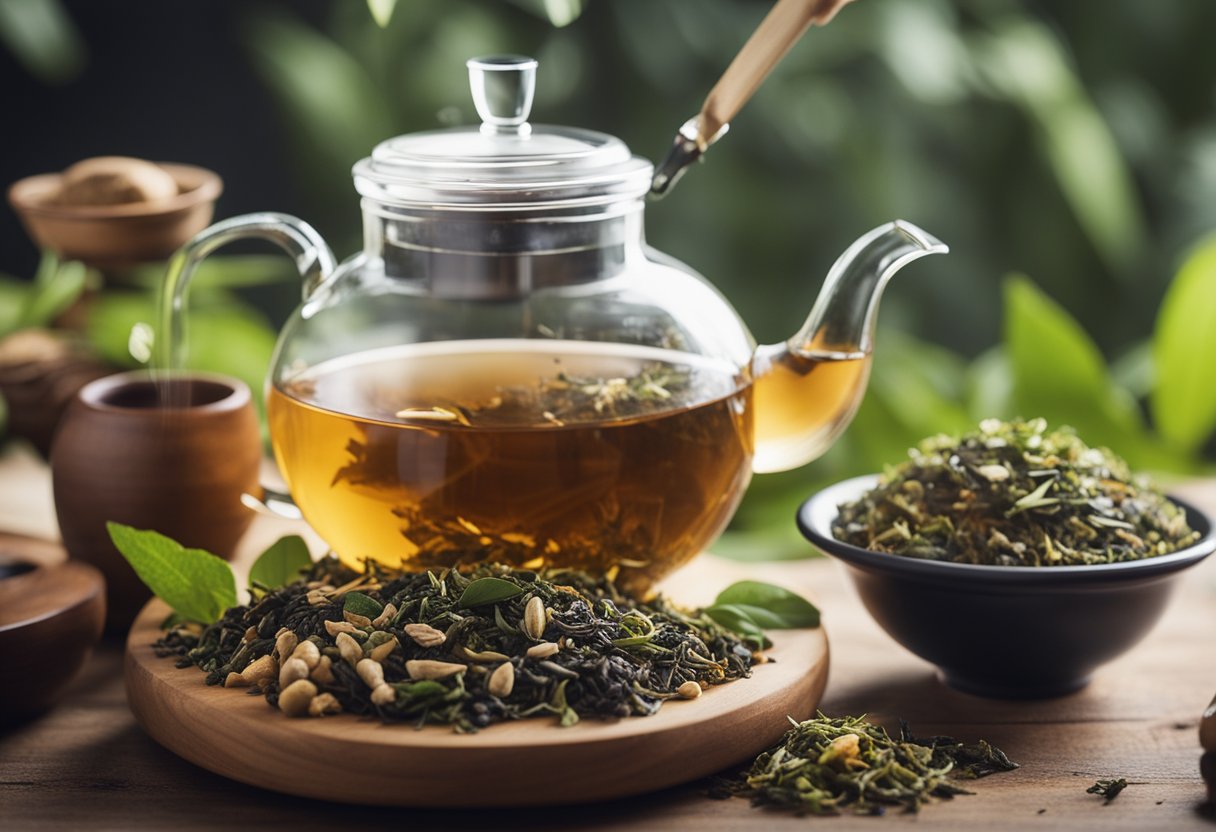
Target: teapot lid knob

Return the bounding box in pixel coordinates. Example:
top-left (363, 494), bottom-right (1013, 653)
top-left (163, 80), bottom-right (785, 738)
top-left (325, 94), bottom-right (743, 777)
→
top-left (467, 55), bottom-right (537, 137)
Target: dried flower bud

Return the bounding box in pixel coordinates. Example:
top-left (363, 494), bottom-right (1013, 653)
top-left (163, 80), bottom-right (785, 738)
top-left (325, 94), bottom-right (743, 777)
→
top-left (278, 679), bottom-right (317, 718)
top-left (488, 662), bottom-right (515, 698)
top-left (291, 639), bottom-right (321, 669)
top-left (370, 684), bottom-right (396, 706)
top-left (274, 631), bottom-right (298, 663)
top-left (406, 660), bottom-right (467, 680)
top-left (335, 631), bottom-right (363, 666)
top-left (526, 641), bottom-right (560, 660)
top-left (224, 672), bottom-right (247, 688)
top-left (310, 655), bottom-right (335, 684)
top-left (308, 692), bottom-right (341, 717)
top-left (239, 655), bottom-right (277, 688)
top-left (404, 622), bottom-right (446, 648)
top-left (677, 681), bottom-right (702, 700)
top-left (369, 637), bottom-right (398, 663)
top-left (279, 657), bottom-right (310, 689)
top-left (372, 603), bottom-right (397, 629)
top-left (323, 619), bottom-right (358, 637)
top-left (356, 657), bottom-right (386, 689)
top-left (522, 596), bottom-right (546, 640)
top-left (343, 611), bottom-right (373, 628)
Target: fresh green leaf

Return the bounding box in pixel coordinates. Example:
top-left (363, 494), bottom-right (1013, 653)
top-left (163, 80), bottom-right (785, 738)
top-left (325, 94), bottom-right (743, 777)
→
top-left (344, 591), bottom-right (384, 619)
top-left (1152, 235), bottom-right (1216, 452)
top-left (106, 522), bottom-right (237, 624)
top-left (713, 581), bottom-right (821, 628)
top-left (704, 604), bottom-right (771, 649)
top-left (19, 258), bottom-right (88, 330)
top-left (248, 535), bottom-right (312, 589)
top-left (458, 577), bottom-right (524, 608)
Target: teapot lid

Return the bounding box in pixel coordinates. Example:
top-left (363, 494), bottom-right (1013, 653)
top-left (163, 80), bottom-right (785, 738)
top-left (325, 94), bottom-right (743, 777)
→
top-left (353, 56), bottom-right (652, 210)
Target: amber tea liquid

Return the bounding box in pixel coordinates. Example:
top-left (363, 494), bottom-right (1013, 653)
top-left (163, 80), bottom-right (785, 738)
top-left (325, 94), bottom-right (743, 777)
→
top-left (269, 340), bottom-right (754, 588)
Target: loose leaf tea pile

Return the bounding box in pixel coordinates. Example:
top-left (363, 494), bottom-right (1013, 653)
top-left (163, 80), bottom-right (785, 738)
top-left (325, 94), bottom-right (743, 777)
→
top-left (154, 558), bottom-right (765, 732)
top-left (718, 714), bottom-right (1018, 815)
top-left (834, 418), bottom-right (1200, 566)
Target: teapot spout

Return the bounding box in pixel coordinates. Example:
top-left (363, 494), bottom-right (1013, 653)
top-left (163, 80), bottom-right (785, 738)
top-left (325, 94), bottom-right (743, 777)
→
top-left (750, 220), bottom-right (947, 473)
top-left (795, 219), bottom-right (948, 356)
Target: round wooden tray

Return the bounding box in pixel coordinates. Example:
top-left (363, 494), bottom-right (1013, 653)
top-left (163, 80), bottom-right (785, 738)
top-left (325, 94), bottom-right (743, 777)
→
top-left (125, 598), bottom-right (829, 807)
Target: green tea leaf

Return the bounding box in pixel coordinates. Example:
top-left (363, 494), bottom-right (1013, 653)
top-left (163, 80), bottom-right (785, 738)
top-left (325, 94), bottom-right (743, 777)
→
top-left (1152, 235), bottom-right (1216, 452)
top-left (458, 577), bottom-right (524, 608)
top-left (106, 522), bottom-right (237, 624)
top-left (18, 257), bottom-right (88, 330)
top-left (248, 535), bottom-right (312, 589)
top-left (713, 581), bottom-right (821, 628)
top-left (344, 591), bottom-right (384, 619)
top-left (704, 604), bottom-right (771, 649)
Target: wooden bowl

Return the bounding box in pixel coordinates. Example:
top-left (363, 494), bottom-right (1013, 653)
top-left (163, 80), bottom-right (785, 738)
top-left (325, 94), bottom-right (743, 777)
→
top-left (0, 534), bottom-right (105, 725)
top-left (7, 163), bottom-right (222, 268)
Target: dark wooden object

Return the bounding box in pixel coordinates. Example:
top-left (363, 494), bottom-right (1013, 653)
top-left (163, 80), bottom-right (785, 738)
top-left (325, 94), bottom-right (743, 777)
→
top-left (0, 533), bottom-right (104, 724)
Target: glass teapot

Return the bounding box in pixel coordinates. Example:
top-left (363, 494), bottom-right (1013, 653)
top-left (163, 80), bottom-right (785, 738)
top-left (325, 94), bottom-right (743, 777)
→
top-left (161, 55), bottom-right (946, 591)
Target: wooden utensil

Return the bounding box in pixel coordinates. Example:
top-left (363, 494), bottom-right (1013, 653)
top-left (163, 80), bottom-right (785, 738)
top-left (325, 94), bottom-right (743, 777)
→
top-left (0, 534), bottom-right (105, 725)
top-left (651, 0), bottom-right (857, 196)
top-left (125, 598), bottom-right (829, 807)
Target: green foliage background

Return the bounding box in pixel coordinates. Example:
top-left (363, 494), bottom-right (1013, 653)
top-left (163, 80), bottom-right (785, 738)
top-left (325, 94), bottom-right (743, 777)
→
top-left (5, 0), bottom-right (1216, 558)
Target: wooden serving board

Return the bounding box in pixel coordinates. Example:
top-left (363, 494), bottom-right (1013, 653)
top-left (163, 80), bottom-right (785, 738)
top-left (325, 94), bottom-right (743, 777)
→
top-left (125, 597), bottom-right (828, 807)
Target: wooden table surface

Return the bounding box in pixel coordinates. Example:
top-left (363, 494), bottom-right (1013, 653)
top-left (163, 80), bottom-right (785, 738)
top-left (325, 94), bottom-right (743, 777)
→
top-left (1, 446), bottom-right (1214, 830)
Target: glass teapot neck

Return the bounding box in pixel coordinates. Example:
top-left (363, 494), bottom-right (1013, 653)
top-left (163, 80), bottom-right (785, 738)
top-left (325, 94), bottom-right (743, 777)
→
top-left (362, 199), bottom-right (645, 300)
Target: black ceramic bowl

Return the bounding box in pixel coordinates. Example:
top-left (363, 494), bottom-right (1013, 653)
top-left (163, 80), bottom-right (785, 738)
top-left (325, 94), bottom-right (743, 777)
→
top-left (798, 475), bottom-right (1216, 698)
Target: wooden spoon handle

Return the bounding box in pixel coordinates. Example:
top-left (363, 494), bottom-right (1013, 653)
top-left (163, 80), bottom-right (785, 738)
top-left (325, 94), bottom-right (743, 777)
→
top-left (697, 0), bottom-right (855, 140)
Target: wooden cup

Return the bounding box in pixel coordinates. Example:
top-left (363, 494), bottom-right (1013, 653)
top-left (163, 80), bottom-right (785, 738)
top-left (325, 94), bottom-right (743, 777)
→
top-left (51, 371), bottom-right (260, 632)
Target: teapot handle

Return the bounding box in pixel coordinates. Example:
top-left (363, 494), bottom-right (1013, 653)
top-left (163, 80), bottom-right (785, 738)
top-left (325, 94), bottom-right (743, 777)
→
top-left (157, 212), bottom-right (337, 370)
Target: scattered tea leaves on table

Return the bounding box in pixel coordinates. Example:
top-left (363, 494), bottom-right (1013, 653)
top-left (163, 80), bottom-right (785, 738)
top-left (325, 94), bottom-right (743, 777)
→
top-left (717, 713), bottom-right (1018, 815)
top-left (248, 535), bottom-right (312, 591)
top-left (153, 559), bottom-right (764, 731)
top-left (1087, 778), bottom-right (1128, 803)
top-left (458, 576), bottom-right (524, 608)
top-left (833, 418), bottom-right (1200, 566)
top-left (107, 522), bottom-right (237, 624)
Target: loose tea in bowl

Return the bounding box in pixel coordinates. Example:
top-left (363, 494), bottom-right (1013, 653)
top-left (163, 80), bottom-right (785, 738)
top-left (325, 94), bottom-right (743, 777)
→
top-left (798, 419), bottom-right (1216, 697)
top-left (831, 418), bottom-right (1199, 566)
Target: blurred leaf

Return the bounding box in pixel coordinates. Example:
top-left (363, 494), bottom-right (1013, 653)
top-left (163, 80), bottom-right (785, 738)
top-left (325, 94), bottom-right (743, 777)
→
top-left (1152, 235), bottom-right (1216, 452)
top-left (244, 9), bottom-right (392, 168)
top-left (0, 0), bottom-right (85, 84)
top-left (18, 258), bottom-right (87, 330)
top-left (509, 0), bottom-right (585, 28)
top-left (0, 276), bottom-right (30, 336)
top-left (966, 346), bottom-right (1013, 420)
top-left (1110, 340), bottom-right (1154, 399)
top-left (1004, 274), bottom-right (1132, 428)
top-left (86, 291), bottom-right (277, 411)
top-left (972, 19), bottom-right (1145, 274)
top-left (1003, 275), bottom-right (1193, 472)
top-left (121, 256), bottom-right (298, 291)
top-left (366, 0), bottom-right (398, 28)
top-left (250, 535), bottom-right (312, 589)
